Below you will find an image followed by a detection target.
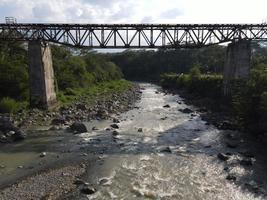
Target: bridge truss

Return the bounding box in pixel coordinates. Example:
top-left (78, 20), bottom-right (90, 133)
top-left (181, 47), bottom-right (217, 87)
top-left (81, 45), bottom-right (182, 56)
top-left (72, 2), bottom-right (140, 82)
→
top-left (0, 23), bottom-right (267, 48)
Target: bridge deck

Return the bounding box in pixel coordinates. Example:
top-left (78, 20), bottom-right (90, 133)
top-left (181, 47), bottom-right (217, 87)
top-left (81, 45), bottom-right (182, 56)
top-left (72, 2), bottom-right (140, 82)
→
top-left (0, 23), bottom-right (267, 48)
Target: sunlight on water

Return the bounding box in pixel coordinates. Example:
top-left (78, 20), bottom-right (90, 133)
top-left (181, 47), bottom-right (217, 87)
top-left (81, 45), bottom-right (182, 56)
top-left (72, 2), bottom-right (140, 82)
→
top-left (76, 83), bottom-right (265, 200)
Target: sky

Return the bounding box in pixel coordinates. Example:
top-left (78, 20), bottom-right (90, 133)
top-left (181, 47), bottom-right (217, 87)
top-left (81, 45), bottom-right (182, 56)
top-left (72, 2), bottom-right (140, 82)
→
top-left (0, 0), bottom-right (267, 24)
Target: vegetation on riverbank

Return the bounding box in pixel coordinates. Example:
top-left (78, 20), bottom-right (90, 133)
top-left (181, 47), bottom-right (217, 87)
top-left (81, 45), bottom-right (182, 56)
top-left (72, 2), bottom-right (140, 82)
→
top-left (160, 60), bottom-right (267, 134)
top-left (57, 79), bottom-right (133, 106)
top-left (0, 41), bottom-right (124, 113)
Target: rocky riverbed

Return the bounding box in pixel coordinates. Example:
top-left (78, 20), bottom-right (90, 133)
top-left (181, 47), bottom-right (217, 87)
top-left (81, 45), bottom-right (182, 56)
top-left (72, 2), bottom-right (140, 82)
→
top-left (1, 83), bottom-right (267, 200)
top-left (0, 83), bottom-right (141, 143)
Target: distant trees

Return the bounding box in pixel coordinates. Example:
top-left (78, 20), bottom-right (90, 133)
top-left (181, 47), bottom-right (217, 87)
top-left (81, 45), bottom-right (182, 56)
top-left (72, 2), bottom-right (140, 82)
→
top-left (110, 45), bottom-right (226, 81)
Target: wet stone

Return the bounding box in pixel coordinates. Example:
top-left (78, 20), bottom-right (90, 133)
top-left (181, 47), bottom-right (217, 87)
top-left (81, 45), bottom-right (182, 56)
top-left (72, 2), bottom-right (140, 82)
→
top-left (160, 117), bottom-right (168, 120)
top-left (74, 179), bottom-right (88, 186)
top-left (160, 146), bottom-right (172, 153)
top-left (92, 126), bottom-right (98, 131)
top-left (179, 108), bottom-right (193, 114)
top-left (226, 174), bottom-right (237, 181)
top-left (217, 153), bottom-right (230, 161)
top-left (110, 124), bottom-right (119, 129)
top-left (112, 130), bottom-right (119, 136)
top-left (240, 158), bottom-right (254, 166)
top-left (0, 165), bottom-right (5, 169)
top-left (113, 118), bottom-right (120, 123)
top-left (163, 104), bottom-right (171, 108)
top-left (80, 186), bottom-right (97, 195)
top-left (70, 122), bottom-right (88, 134)
top-left (39, 152), bottom-right (47, 158)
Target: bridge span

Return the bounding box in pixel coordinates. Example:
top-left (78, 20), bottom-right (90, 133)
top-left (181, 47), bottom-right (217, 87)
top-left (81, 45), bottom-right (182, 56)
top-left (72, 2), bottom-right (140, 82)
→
top-left (0, 23), bottom-right (266, 108)
top-left (0, 23), bottom-right (267, 48)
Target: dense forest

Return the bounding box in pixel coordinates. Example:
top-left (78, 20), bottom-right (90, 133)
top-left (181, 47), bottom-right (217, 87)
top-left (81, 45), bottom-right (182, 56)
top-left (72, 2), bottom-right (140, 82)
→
top-left (110, 45), bottom-right (226, 81)
top-left (0, 41), bottom-right (123, 113)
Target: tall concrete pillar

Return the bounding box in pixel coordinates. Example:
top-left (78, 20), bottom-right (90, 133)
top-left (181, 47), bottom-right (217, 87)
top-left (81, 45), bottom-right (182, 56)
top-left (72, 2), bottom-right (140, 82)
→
top-left (29, 41), bottom-right (57, 109)
top-left (223, 40), bottom-right (251, 96)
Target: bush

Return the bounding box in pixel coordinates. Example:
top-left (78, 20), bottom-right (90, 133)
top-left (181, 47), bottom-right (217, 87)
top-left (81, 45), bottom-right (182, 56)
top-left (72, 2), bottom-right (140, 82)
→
top-left (0, 97), bottom-right (20, 113)
top-left (189, 66), bottom-right (201, 80)
top-left (160, 72), bottom-right (223, 99)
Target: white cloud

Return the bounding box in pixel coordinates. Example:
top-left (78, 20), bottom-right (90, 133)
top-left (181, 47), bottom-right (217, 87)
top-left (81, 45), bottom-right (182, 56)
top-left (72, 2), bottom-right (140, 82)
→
top-left (0, 0), bottom-right (266, 24)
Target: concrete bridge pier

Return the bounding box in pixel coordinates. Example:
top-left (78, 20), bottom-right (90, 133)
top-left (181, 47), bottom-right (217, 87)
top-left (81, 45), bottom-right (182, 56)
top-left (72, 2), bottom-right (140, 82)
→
top-left (223, 40), bottom-right (251, 96)
top-left (28, 40), bottom-right (57, 109)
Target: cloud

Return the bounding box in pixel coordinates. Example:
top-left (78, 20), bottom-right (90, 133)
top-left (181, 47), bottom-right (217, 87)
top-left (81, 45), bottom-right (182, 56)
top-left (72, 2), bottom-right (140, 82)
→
top-left (160, 8), bottom-right (183, 19)
top-left (0, 0), bottom-right (266, 24)
top-left (32, 3), bottom-right (57, 19)
top-left (141, 16), bottom-right (154, 23)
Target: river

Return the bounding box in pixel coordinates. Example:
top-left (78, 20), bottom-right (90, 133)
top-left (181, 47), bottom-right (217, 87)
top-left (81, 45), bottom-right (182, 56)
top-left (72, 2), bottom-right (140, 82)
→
top-left (67, 83), bottom-right (267, 199)
top-left (1, 83), bottom-right (267, 199)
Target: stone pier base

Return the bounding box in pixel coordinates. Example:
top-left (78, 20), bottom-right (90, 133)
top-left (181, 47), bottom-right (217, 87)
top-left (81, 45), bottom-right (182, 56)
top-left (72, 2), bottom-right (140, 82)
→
top-left (29, 41), bottom-right (57, 109)
top-left (223, 40), bottom-right (251, 96)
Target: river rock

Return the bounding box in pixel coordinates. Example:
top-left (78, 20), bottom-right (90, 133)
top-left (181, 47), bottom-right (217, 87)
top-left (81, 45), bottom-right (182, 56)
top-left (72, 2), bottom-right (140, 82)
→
top-left (226, 174), bottom-right (237, 181)
top-left (163, 104), bottom-right (170, 108)
top-left (92, 126), bottom-right (98, 131)
top-left (97, 109), bottom-right (109, 119)
top-left (217, 153), bottom-right (230, 161)
top-left (74, 179), bottom-right (88, 186)
top-left (160, 117), bottom-right (168, 120)
top-left (160, 146), bottom-right (172, 153)
top-left (51, 116), bottom-right (66, 125)
top-left (70, 122), bottom-right (88, 134)
top-left (12, 130), bottom-right (26, 141)
top-left (0, 118), bottom-right (26, 142)
top-left (40, 152), bottom-right (47, 157)
top-left (138, 128), bottom-right (143, 132)
top-left (112, 130), bottom-right (119, 136)
top-left (80, 186), bottom-right (96, 195)
top-left (240, 158), bottom-right (254, 166)
top-left (179, 108), bottom-right (193, 114)
top-left (110, 124), bottom-right (119, 129)
top-left (113, 118), bottom-right (120, 123)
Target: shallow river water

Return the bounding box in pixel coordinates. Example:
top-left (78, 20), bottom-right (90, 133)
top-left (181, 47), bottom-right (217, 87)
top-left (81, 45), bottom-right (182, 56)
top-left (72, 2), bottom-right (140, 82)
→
top-left (69, 83), bottom-right (267, 200)
top-left (1, 83), bottom-right (267, 200)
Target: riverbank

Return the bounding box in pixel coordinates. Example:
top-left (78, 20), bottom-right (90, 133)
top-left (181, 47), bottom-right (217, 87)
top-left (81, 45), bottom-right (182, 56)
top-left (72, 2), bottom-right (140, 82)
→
top-left (0, 79), bottom-right (141, 143)
top-left (0, 80), bottom-right (141, 199)
top-left (21, 79), bottom-right (141, 129)
top-left (162, 87), bottom-right (240, 132)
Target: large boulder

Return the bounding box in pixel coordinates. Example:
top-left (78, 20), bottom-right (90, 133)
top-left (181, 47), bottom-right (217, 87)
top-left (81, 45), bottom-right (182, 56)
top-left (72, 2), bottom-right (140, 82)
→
top-left (179, 108), bottom-right (193, 114)
top-left (110, 124), bottom-right (119, 129)
top-left (217, 153), bottom-right (230, 161)
top-left (70, 122), bottom-right (88, 134)
top-left (51, 116), bottom-right (66, 125)
top-left (0, 117), bottom-right (26, 142)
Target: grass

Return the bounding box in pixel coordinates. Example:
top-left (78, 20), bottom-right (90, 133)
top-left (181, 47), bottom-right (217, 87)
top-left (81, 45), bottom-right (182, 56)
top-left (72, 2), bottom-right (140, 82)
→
top-left (57, 79), bottom-right (133, 106)
top-left (0, 97), bottom-right (28, 113)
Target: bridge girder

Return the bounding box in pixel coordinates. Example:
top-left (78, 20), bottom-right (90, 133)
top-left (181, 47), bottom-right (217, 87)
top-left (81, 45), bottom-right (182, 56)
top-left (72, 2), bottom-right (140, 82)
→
top-left (0, 23), bottom-right (267, 48)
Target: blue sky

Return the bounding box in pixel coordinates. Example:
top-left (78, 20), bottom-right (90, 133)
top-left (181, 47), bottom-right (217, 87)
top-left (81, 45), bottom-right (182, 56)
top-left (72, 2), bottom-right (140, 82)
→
top-left (0, 0), bottom-right (266, 24)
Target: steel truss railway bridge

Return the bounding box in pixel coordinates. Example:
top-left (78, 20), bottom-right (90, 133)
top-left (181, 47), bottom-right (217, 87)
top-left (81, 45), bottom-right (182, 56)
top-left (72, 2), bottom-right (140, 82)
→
top-left (0, 23), bottom-right (267, 48)
top-left (1, 22), bottom-right (267, 108)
